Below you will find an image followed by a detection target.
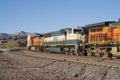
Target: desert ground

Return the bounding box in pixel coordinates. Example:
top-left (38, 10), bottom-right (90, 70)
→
top-left (0, 49), bottom-right (120, 80)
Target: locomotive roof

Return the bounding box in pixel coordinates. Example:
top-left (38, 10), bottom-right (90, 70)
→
top-left (85, 21), bottom-right (115, 28)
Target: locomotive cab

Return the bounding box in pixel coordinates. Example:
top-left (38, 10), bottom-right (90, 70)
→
top-left (66, 27), bottom-right (87, 43)
top-left (65, 27), bottom-right (88, 55)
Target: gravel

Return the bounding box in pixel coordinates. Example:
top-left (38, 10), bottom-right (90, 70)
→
top-left (0, 51), bottom-right (120, 80)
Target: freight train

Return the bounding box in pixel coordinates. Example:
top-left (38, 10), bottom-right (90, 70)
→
top-left (27, 18), bottom-right (120, 58)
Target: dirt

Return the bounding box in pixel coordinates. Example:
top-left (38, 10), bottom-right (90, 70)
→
top-left (0, 50), bottom-right (120, 80)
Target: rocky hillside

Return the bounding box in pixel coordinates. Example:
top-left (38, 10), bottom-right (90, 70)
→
top-left (0, 31), bottom-right (40, 40)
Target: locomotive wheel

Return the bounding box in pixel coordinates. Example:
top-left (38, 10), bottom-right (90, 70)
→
top-left (70, 53), bottom-right (73, 55)
top-left (63, 48), bottom-right (69, 55)
top-left (83, 50), bottom-right (87, 56)
top-left (91, 52), bottom-right (95, 56)
top-left (70, 51), bottom-right (75, 55)
top-left (76, 53), bottom-right (79, 56)
top-left (65, 52), bottom-right (69, 55)
top-left (108, 53), bottom-right (113, 59)
top-left (28, 46), bottom-right (31, 50)
top-left (117, 57), bottom-right (120, 59)
top-left (100, 53), bottom-right (104, 57)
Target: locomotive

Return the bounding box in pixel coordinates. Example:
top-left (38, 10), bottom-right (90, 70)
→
top-left (27, 27), bottom-right (88, 55)
top-left (27, 18), bottom-right (120, 58)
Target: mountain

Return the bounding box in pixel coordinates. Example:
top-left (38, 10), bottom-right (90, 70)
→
top-left (0, 33), bottom-right (12, 40)
top-left (0, 31), bottom-right (40, 40)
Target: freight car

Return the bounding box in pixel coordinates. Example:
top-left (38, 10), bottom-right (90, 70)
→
top-left (27, 27), bottom-right (88, 55)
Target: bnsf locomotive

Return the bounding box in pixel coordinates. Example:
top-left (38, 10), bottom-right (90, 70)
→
top-left (27, 18), bottom-right (120, 58)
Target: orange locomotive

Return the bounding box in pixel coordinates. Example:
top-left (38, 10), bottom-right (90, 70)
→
top-left (27, 35), bottom-right (44, 51)
top-left (86, 19), bottom-right (120, 58)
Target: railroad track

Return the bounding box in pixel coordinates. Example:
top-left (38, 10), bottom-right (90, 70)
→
top-left (8, 50), bottom-right (120, 69)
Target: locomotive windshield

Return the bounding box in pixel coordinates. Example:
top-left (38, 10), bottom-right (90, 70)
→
top-left (68, 28), bottom-right (72, 34)
top-left (73, 29), bottom-right (83, 34)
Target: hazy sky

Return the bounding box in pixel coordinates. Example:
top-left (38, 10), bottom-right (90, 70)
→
top-left (0, 0), bottom-right (120, 34)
